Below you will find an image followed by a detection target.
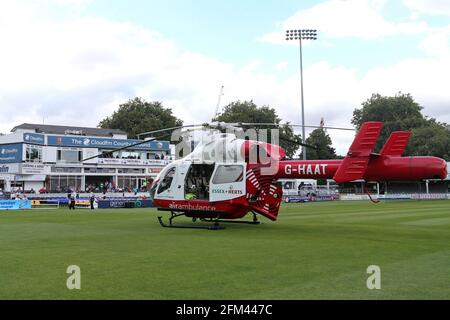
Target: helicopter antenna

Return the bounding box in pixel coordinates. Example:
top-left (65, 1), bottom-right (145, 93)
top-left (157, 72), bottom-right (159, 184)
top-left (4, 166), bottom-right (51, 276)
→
top-left (214, 85), bottom-right (224, 119)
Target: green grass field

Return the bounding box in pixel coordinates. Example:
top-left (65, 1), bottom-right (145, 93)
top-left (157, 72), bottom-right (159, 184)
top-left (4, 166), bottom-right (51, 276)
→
top-left (1, 200), bottom-right (450, 300)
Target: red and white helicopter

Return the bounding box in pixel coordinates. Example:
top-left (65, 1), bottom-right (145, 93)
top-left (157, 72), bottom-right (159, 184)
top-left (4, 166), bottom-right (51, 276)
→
top-left (146, 121), bottom-right (447, 229)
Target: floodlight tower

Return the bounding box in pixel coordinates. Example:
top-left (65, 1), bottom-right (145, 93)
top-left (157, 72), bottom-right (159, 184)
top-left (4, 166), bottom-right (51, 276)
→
top-left (286, 29), bottom-right (317, 160)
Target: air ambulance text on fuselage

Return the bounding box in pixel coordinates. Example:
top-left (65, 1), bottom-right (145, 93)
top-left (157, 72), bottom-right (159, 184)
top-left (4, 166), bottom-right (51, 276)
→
top-left (284, 164), bottom-right (328, 176)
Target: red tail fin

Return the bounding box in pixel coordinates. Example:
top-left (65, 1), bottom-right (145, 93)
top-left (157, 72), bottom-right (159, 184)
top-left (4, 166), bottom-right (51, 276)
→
top-left (333, 122), bottom-right (383, 183)
top-left (380, 131), bottom-right (411, 157)
top-left (346, 122), bottom-right (384, 157)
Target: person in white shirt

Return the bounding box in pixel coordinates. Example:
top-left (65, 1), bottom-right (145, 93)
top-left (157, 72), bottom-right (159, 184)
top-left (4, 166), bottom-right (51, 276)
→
top-left (69, 191), bottom-right (76, 210)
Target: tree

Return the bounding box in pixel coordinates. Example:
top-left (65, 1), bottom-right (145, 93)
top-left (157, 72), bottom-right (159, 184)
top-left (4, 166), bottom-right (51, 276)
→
top-left (301, 128), bottom-right (337, 160)
top-left (408, 120), bottom-right (450, 159)
top-left (352, 93), bottom-right (427, 152)
top-left (352, 93), bottom-right (450, 159)
top-left (214, 100), bottom-right (302, 158)
top-left (98, 98), bottom-right (183, 140)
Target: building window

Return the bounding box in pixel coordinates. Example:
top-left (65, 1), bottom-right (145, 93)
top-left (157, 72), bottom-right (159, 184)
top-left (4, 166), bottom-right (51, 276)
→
top-left (57, 148), bottom-right (82, 163)
top-left (148, 151), bottom-right (169, 160)
top-left (121, 151), bottom-right (142, 159)
top-left (51, 167), bottom-right (82, 173)
top-left (84, 167), bottom-right (116, 174)
top-left (46, 176), bottom-right (82, 192)
top-left (118, 168), bottom-right (145, 174)
top-left (117, 176), bottom-right (139, 191)
top-left (98, 150), bottom-right (116, 159)
top-left (25, 145), bottom-right (43, 163)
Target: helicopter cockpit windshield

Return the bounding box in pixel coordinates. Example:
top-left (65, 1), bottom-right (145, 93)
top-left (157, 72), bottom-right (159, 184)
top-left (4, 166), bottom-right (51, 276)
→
top-left (157, 167), bottom-right (176, 194)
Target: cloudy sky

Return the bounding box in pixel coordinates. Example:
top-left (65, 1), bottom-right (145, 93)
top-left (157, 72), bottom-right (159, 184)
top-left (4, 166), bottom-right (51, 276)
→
top-left (0, 0), bottom-right (449, 155)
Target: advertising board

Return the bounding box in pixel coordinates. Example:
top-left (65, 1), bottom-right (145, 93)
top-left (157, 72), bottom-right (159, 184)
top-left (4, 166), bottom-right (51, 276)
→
top-left (0, 200), bottom-right (32, 210)
top-left (48, 136), bottom-right (169, 151)
top-left (97, 199), bottom-right (153, 209)
top-left (23, 133), bottom-right (45, 145)
top-left (0, 144), bottom-right (23, 163)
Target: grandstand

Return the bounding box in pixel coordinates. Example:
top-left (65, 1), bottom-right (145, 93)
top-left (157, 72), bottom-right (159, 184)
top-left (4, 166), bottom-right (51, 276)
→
top-left (0, 123), bottom-right (173, 194)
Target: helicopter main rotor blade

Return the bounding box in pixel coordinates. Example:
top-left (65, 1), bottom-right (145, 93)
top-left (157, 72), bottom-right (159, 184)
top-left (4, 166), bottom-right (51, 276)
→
top-left (279, 136), bottom-right (318, 150)
top-left (237, 123), bottom-right (356, 131)
top-left (137, 124), bottom-right (206, 139)
top-left (137, 122), bottom-right (355, 140)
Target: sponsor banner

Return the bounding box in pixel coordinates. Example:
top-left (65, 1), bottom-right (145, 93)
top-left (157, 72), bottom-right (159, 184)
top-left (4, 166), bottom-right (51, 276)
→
top-left (14, 174), bottom-right (46, 182)
top-left (0, 200), bottom-right (32, 210)
top-left (149, 167), bottom-right (163, 174)
top-left (20, 163), bottom-right (46, 174)
top-left (0, 144), bottom-right (23, 163)
top-left (341, 193), bottom-right (450, 201)
top-left (284, 190), bottom-right (301, 196)
top-left (23, 133), bottom-right (45, 145)
top-left (284, 196), bottom-right (308, 203)
top-left (411, 193), bottom-right (449, 200)
top-left (98, 158), bottom-right (170, 166)
top-left (340, 194), bottom-right (371, 201)
top-left (0, 163), bottom-right (20, 174)
top-left (97, 199), bottom-right (153, 209)
top-left (47, 135), bottom-right (169, 151)
top-left (377, 194), bottom-right (411, 200)
top-left (285, 195), bottom-right (337, 203)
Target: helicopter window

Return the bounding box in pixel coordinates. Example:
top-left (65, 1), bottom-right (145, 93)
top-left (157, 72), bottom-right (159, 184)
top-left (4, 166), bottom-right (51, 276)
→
top-left (212, 165), bottom-right (243, 184)
top-left (157, 167), bottom-right (176, 194)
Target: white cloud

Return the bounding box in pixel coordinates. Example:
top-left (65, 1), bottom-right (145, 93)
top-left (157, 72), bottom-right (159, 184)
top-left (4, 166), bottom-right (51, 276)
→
top-left (258, 0), bottom-right (428, 44)
top-left (49, 0), bottom-right (92, 5)
top-left (363, 56), bottom-right (450, 118)
top-left (403, 0), bottom-right (450, 16)
top-left (419, 32), bottom-right (450, 56)
top-left (275, 61), bottom-right (289, 71)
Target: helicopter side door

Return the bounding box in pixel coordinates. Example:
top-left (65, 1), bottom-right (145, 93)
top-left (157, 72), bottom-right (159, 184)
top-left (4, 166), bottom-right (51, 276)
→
top-left (209, 163), bottom-right (246, 202)
top-left (153, 163), bottom-right (187, 200)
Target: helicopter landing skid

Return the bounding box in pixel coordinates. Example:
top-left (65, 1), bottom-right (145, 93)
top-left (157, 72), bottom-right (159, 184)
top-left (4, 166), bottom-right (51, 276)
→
top-left (157, 212), bottom-right (226, 230)
top-left (200, 213), bottom-right (261, 225)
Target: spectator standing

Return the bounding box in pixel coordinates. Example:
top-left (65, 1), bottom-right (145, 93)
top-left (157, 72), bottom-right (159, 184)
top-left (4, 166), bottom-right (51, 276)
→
top-left (89, 192), bottom-right (95, 210)
top-left (69, 191), bottom-right (76, 210)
